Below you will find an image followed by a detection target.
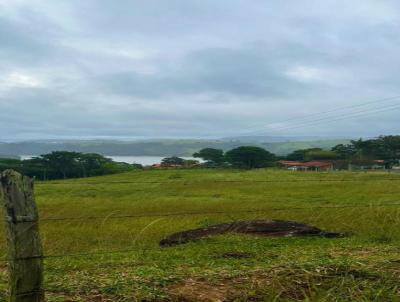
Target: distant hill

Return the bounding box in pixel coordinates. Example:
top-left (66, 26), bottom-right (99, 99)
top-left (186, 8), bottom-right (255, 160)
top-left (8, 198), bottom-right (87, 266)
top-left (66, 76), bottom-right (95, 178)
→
top-left (261, 139), bottom-right (352, 155)
top-left (0, 138), bottom-right (351, 157)
top-left (0, 154), bottom-right (20, 160)
top-left (221, 135), bottom-right (350, 143)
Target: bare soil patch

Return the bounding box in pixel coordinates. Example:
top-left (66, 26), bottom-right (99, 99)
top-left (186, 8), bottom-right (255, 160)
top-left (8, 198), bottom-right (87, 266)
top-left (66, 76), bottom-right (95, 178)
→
top-left (221, 252), bottom-right (252, 259)
top-left (160, 220), bottom-right (341, 246)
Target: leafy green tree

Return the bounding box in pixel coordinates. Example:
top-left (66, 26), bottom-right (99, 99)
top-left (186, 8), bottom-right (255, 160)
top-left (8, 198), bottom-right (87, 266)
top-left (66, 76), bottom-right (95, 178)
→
top-left (225, 146), bottom-right (276, 169)
top-left (349, 136), bottom-right (400, 167)
top-left (331, 144), bottom-right (356, 159)
top-left (286, 147), bottom-right (338, 161)
top-left (22, 157), bottom-right (52, 180)
top-left (350, 139), bottom-right (375, 160)
top-left (304, 149), bottom-right (338, 160)
top-left (286, 149), bottom-right (309, 161)
top-left (0, 159), bottom-right (22, 173)
top-left (101, 161), bottom-right (136, 174)
top-left (183, 159), bottom-right (200, 167)
top-left (40, 151), bottom-right (81, 179)
top-left (161, 156), bottom-right (185, 166)
top-left (77, 153), bottom-right (112, 177)
top-left (370, 136), bottom-right (400, 160)
top-left (193, 148), bottom-right (224, 164)
top-left (0, 151), bottom-right (136, 180)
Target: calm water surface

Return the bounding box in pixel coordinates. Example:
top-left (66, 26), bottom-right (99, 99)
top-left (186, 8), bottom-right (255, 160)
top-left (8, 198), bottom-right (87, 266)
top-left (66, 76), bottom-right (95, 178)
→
top-left (20, 155), bottom-right (199, 165)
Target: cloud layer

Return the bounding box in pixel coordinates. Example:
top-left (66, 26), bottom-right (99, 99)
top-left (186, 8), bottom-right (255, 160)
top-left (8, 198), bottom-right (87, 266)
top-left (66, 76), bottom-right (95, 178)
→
top-left (1, 0), bottom-right (400, 140)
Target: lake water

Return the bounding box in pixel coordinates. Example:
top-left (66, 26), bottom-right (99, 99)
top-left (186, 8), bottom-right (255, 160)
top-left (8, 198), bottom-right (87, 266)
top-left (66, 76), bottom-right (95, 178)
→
top-left (20, 155), bottom-right (200, 165)
top-left (106, 156), bottom-right (201, 165)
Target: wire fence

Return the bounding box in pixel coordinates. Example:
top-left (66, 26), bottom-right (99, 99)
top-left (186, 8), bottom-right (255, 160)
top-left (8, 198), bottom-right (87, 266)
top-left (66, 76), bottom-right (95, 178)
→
top-left (35, 177), bottom-right (400, 186)
top-left (2, 173), bottom-right (400, 301)
top-left (39, 201), bottom-right (400, 222)
top-left (1, 201), bottom-right (400, 263)
top-left (4, 240), bottom-right (259, 262)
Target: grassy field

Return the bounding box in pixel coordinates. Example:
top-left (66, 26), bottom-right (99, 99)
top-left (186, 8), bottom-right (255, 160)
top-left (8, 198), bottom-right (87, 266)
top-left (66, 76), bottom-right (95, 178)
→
top-left (1, 169), bottom-right (400, 301)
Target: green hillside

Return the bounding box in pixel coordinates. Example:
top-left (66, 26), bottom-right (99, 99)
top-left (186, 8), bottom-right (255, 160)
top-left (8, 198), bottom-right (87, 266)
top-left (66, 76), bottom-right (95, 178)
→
top-left (1, 169), bottom-right (399, 301)
top-left (262, 139), bottom-right (351, 155)
top-left (0, 138), bottom-right (350, 156)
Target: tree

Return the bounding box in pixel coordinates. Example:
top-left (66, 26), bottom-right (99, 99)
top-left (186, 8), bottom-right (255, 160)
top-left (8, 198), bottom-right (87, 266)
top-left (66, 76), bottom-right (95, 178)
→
top-left (304, 149), bottom-right (338, 161)
top-left (0, 159), bottom-right (23, 174)
top-left (183, 159), bottom-right (200, 167)
top-left (2, 151), bottom-right (136, 180)
top-left (350, 139), bottom-right (376, 160)
top-left (370, 135), bottom-right (400, 160)
top-left (40, 151), bottom-right (81, 179)
top-left (286, 149), bottom-right (308, 161)
top-left (331, 136), bottom-right (400, 168)
top-left (161, 156), bottom-right (185, 167)
top-left (193, 148), bottom-right (224, 164)
top-left (345, 136), bottom-right (400, 161)
top-left (331, 144), bottom-right (356, 159)
top-left (225, 146), bottom-right (276, 169)
top-left (22, 157), bottom-right (51, 180)
top-left (77, 153), bottom-right (112, 177)
top-left (286, 148), bottom-right (329, 161)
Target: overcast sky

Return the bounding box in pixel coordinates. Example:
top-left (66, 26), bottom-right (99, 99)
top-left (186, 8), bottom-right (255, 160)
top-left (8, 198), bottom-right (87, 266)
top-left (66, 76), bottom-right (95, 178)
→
top-left (1, 0), bottom-right (400, 141)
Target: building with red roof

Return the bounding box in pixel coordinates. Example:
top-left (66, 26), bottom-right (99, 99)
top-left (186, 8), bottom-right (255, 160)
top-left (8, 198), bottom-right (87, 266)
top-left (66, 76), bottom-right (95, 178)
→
top-left (278, 160), bottom-right (333, 171)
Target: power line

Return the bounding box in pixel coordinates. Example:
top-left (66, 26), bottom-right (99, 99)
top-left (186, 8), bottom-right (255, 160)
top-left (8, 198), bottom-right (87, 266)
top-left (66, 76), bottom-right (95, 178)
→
top-left (193, 94), bottom-right (400, 138)
top-left (238, 95), bottom-right (400, 134)
top-left (256, 103), bottom-right (400, 133)
top-left (266, 105), bottom-right (400, 130)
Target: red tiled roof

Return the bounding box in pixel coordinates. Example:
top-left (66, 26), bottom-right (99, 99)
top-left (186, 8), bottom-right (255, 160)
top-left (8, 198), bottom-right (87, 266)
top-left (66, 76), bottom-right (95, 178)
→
top-left (302, 161), bottom-right (333, 168)
top-left (278, 160), bottom-right (333, 168)
top-left (278, 160), bottom-right (304, 166)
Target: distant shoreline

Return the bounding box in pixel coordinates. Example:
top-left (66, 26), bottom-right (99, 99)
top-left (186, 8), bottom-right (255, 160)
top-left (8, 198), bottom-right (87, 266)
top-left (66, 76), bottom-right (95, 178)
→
top-left (0, 138), bottom-right (351, 158)
top-left (19, 155), bottom-right (201, 165)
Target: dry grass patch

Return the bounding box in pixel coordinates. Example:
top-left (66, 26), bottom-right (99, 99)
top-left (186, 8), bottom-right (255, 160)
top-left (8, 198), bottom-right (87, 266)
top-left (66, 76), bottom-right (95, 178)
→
top-left (165, 264), bottom-right (399, 302)
top-left (167, 278), bottom-right (234, 302)
top-left (46, 292), bottom-right (117, 302)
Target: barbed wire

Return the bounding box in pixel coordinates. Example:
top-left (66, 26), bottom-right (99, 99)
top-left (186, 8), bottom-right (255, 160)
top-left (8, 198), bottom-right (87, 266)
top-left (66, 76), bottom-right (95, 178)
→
top-left (36, 177), bottom-right (400, 186)
top-left (0, 244), bottom-right (244, 263)
top-left (39, 201), bottom-right (400, 222)
top-left (3, 170), bottom-right (400, 298)
top-left (0, 202), bottom-right (398, 263)
top-left (0, 235), bottom-right (346, 263)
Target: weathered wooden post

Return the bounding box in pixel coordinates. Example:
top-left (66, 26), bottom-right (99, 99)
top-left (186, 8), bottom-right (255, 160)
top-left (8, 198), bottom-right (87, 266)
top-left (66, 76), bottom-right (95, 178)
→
top-left (0, 170), bottom-right (44, 302)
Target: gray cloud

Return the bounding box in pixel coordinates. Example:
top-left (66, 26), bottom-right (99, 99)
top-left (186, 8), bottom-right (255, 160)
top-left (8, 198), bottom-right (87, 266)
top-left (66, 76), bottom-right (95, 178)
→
top-left (0, 0), bottom-right (400, 140)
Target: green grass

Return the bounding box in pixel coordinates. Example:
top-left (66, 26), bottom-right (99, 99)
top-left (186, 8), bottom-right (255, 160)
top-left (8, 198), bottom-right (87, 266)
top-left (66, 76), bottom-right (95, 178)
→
top-left (1, 169), bottom-right (400, 301)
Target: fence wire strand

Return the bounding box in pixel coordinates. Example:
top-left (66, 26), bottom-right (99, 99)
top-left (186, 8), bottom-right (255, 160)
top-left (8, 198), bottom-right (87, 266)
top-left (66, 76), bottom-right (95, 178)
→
top-left (0, 202), bottom-right (399, 263)
top-left (36, 178), bottom-right (400, 186)
top-left (39, 201), bottom-right (400, 222)
top-left (0, 237), bottom-right (336, 263)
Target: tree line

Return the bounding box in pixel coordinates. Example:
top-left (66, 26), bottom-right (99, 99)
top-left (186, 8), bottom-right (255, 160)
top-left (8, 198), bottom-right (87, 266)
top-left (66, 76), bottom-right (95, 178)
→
top-left (193, 146), bottom-right (277, 168)
top-left (190, 135), bottom-right (400, 169)
top-left (0, 151), bottom-right (140, 180)
top-left (286, 135), bottom-right (400, 165)
top-left (1, 135), bottom-right (398, 179)
top-left (159, 146), bottom-right (276, 169)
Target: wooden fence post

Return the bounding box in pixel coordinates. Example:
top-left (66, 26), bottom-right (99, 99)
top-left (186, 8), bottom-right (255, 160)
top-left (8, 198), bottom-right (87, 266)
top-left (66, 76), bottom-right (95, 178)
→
top-left (0, 170), bottom-right (44, 302)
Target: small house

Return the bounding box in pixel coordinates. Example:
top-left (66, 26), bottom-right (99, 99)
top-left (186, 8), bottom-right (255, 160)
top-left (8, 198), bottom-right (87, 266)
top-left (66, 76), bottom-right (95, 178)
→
top-left (348, 160), bottom-right (386, 171)
top-left (278, 160), bottom-right (333, 171)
